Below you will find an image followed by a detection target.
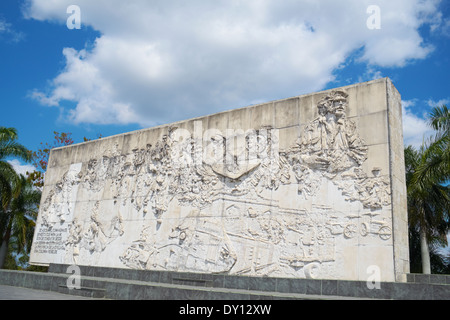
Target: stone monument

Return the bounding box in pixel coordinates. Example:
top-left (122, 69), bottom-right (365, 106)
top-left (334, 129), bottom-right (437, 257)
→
top-left (30, 78), bottom-right (409, 282)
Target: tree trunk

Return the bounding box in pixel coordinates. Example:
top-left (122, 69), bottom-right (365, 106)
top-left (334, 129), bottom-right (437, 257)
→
top-left (0, 240), bottom-right (7, 269)
top-left (0, 224), bottom-right (11, 269)
top-left (0, 235), bottom-right (9, 269)
top-left (420, 228), bottom-right (431, 274)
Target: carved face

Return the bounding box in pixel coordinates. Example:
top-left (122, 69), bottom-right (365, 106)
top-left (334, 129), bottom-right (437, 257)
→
top-left (317, 102), bottom-right (328, 116)
top-left (333, 99), bottom-right (346, 118)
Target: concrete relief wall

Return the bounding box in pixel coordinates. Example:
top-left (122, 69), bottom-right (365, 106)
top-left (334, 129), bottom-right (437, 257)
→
top-left (30, 78), bottom-right (409, 281)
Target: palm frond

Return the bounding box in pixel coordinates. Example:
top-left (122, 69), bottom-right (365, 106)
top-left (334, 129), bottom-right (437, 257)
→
top-left (0, 127), bottom-right (18, 144)
top-left (0, 141), bottom-right (31, 162)
top-left (428, 105), bottom-right (449, 133)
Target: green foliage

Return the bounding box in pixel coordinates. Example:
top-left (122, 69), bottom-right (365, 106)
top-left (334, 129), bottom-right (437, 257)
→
top-left (0, 174), bottom-right (41, 269)
top-left (0, 127), bottom-right (41, 269)
top-left (406, 105), bottom-right (450, 274)
top-left (0, 127), bottom-right (32, 210)
top-left (428, 105), bottom-right (449, 134)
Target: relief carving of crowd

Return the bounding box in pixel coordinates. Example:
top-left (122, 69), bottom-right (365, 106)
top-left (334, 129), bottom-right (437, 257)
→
top-left (40, 90), bottom-right (393, 276)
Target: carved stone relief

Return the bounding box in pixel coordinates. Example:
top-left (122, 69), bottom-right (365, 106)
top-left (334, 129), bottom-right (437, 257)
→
top-left (32, 89), bottom-right (394, 280)
top-left (41, 163), bottom-right (82, 227)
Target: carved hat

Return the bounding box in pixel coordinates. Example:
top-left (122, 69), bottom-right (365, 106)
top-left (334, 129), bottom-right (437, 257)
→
top-left (330, 90), bottom-right (348, 102)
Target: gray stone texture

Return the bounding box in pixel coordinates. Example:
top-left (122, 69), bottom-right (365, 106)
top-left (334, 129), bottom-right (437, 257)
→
top-left (1, 267), bottom-right (449, 300)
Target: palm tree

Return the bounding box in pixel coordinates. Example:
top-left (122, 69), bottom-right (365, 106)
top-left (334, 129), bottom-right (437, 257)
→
top-left (0, 174), bottom-right (41, 269)
top-left (414, 105), bottom-right (449, 185)
top-left (429, 105), bottom-right (449, 134)
top-left (406, 105), bottom-right (450, 274)
top-left (0, 127), bottom-right (31, 210)
top-left (0, 127), bottom-right (38, 269)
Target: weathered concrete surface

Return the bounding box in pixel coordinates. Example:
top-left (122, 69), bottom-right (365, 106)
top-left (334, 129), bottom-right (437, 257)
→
top-left (1, 267), bottom-right (448, 300)
top-left (0, 285), bottom-right (95, 300)
top-left (30, 78), bottom-right (409, 282)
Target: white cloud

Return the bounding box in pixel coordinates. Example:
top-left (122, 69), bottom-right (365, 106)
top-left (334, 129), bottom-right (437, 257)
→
top-left (7, 160), bottom-right (36, 177)
top-left (24, 0), bottom-right (443, 127)
top-left (402, 100), bottom-right (435, 148)
top-left (0, 18), bottom-right (25, 42)
top-left (427, 98), bottom-right (450, 108)
top-left (0, 20), bottom-right (6, 32)
top-left (0, 18), bottom-right (12, 33)
top-left (443, 19), bottom-right (450, 37)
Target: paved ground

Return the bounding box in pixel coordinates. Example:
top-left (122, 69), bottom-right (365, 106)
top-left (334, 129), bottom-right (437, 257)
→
top-left (0, 285), bottom-right (96, 300)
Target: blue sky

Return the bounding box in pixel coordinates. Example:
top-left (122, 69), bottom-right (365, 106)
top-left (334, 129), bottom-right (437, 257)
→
top-left (1, 0), bottom-right (449, 174)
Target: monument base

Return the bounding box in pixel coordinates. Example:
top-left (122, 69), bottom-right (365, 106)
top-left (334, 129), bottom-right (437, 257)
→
top-left (1, 264), bottom-right (448, 300)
